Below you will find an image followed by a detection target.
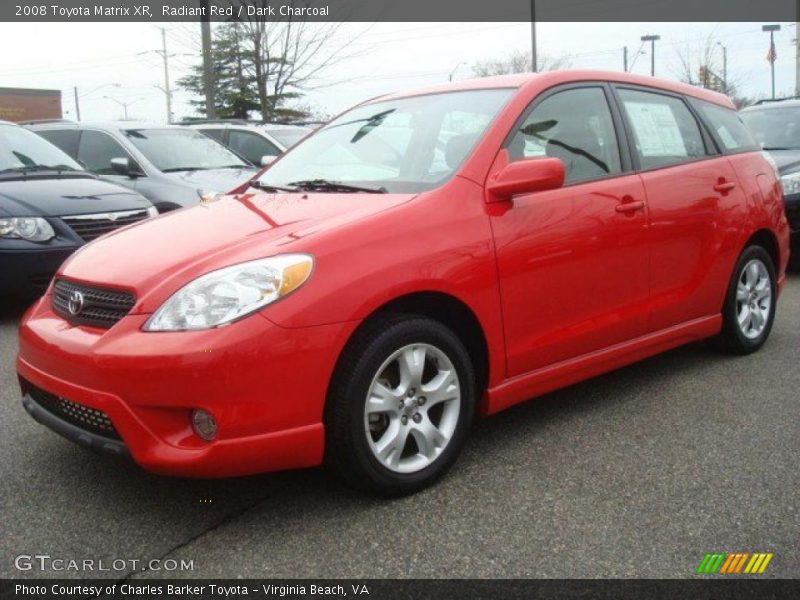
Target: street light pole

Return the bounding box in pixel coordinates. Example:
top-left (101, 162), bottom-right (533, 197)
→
top-left (717, 42), bottom-right (728, 93)
top-left (158, 27), bottom-right (173, 123)
top-left (72, 83), bottom-right (121, 121)
top-left (623, 46), bottom-right (628, 72)
top-left (104, 96), bottom-right (143, 120)
top-left (530, 0), bottom-right (537, 72)
top-left (763, 24), bottom-right (781, 100)
top-left (641, 34), bottom-right (660, 77)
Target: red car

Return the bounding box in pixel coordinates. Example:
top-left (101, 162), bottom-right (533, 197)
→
top-left (17, 71), bottom-right (790, 495)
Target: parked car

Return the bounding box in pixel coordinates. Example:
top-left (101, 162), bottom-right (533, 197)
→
top-left (27, 122), bottom-right (257, 213)
top-left (740, 99), bottom-right (800, 238)
top-left (0, 121), bottom-right (156, 299)
top-left (17, 71), bottom-right (790, 496)
top-left (183, 120), bottom-right (313, 166)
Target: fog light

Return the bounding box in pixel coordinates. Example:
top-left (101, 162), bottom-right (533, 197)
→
top-left (191, 409), bottom-right (217, 441)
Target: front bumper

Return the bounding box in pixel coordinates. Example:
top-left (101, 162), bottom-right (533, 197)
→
top-left (785, 193), bottom-right (800, 233)
top-left (0, 245), bottom-right (77, 298)
top-left (17, 296), bottom-right (358, 477)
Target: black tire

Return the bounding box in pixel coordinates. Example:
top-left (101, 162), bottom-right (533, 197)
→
top-left (325, 314), bottom-right (476, 496)
top-left (714, 245), bottom-right (777, 355)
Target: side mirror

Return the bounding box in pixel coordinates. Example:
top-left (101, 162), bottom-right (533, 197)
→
top-left (486, 157), bottom-right (565, 202)
top-left (110, 157), bottom-right (142, 178)
top-left (260, 155), bottom-right (277, 167)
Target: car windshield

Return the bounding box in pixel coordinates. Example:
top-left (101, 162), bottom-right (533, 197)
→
top-left (741, 107), bottom-right (800, 150)
top-left (123, 128), bottom-right (249, 172)
top-left (0, 123), bottom-right (82, 173)
top-left (257, 89), bottom-right (514, 193)
top-left (265, 127), bottom-right (312, 149)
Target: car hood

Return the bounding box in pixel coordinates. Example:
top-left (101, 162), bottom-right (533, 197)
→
top-left (161, 167), bottom-right (258, 193)
top-left (59, 191), bottom-right (415, 313)
top-left (764, 149), bottom-right (800, 174)
top-left (0, 176), bottom-right (152, 218)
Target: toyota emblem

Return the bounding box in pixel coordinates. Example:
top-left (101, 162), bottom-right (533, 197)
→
top-left (67, 290), bottom-right (85, 316)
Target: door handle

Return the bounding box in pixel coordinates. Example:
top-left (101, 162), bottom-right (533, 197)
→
top-left (615, 200), bottom-right (646, 213)
top-left (713, 181), bottom-right (737, 193)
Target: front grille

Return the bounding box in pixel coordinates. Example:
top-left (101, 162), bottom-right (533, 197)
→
top-left (62, 209), bottom-right (148, 242)
top-left (25, 382), bottom-right (120, 440)
top-left (52, 279), bottom-right (135, 329)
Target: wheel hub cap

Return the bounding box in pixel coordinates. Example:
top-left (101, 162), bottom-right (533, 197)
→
top-left (735, 258), bottom-right (772, 340)
top-left (364, 343), bottom-right (461, 474)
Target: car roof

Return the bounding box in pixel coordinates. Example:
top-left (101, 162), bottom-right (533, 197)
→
top-left (741, 99), bottom-right (800, 112)
top-left (371, 69), bottom-right (734, 109)
top-left (185, 122), bottom-right (311, 131)
top-left (27, 121), bottom-right (182, 131)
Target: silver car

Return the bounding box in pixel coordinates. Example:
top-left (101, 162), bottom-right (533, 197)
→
top-left (27, 121), bottom-right (258, 213)
top-left (184, 121), bottom-right (313, 166)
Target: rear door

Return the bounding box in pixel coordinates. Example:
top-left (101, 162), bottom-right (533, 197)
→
top-left (613, 86), bottom-right (748, 330)
top-left (491, 84), bottom-right (651, 377)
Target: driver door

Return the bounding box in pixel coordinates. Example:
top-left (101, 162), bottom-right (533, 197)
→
top-left (490, 84), bottom-right (651, 377)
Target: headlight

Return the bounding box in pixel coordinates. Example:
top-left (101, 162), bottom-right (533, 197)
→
top-left (0, 217), bottom-right (55, 242)
top-left (146, 206), bottom-right (159, 217)
top-left (144, 254), bottom-right (313, 331)
top-left (197, 189), bottom-right (223, 204)
top-left (780, 171), bottom-right (800, 196)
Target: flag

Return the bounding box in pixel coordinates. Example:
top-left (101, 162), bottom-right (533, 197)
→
top-left (767, 40), bottom-right (777, 64)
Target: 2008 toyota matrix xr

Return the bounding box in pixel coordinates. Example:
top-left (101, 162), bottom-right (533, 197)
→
top-left (17, 71), bottom-right (790, 495)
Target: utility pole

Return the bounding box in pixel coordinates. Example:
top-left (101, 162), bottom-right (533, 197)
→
top-left (763, 24), bottom-right (781, 100)
top-left (717, 42), bottom-right (728, 94)
top-left (158, 27), bottom-right (173, 123)
top-left (623, 46), bottom-right (628, 72)
top-left (530, 0), bottom-right (537, 72)
top-left (73, 87), bottom-right (81, 121)
top-left (796, 5), bottom-right (800, 95)
top-left (200, 0), bottom-right (216, 118)
top-left (641, 34), bottom-right (660, 76)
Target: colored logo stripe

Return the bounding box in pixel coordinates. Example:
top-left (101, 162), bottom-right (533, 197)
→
top-left (697, 552), bottom-right (773, 574)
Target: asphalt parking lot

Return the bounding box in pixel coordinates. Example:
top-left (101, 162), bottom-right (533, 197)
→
top-left (1, 274), bottom-right (798, 580)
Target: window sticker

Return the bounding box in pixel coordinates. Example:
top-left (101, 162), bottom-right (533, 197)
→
top-left (625, 101), bottom-right (687, 157)
top-left (716, 125), bottom-right (738, 149)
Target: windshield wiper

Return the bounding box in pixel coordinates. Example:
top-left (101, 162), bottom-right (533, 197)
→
top-left (161, 167), bottom-right (207, 173)
top-left (250, 180), bottom-right (297, 193)
top-left (0, 164), bottom-right (80, 176)
top-left (287, 179), bottom-right (387, 194)
top-left (762, 146), bottom-right (797, 151)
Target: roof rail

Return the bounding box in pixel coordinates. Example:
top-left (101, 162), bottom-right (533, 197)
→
top-left (17, 118), bottom-right (74, 125)
top-left (753, 96), bottom-right (800, 105)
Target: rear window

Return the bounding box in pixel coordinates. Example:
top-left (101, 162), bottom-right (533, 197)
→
top-left (693, 100), bottom-right (758, 153)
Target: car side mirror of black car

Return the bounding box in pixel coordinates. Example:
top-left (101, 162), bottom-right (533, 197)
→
top-left (110, 157), bottom-right (143, 178)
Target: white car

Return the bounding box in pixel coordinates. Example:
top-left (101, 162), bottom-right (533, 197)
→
top-left (184, 121), bottom-right (314, 167)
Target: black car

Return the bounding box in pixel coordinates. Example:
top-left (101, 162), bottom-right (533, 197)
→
top-left (740, 99), bottom-right (800, 237)
top-left (0, 120), bottom-right (156, 299)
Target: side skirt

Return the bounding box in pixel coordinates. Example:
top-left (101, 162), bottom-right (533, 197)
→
top-left (483, 315), bottom-right (722, 416)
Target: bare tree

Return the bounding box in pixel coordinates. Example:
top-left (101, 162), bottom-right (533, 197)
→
top-left (472, 49), bottom-right (572, 77)
top-left (236, 1), bottom-right (360, 119)
top-left (672, 34), bottom-right (746, 101)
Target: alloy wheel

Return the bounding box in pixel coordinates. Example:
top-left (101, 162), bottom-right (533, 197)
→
top-left (364, 343), bottom-right (461, 474)
top-left (736, 258), bottom-right (772, 340)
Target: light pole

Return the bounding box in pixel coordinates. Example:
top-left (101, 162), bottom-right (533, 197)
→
top-left (763, 24), bottom-right (781, 100)
top-left (717, 42), bottom-right (728, 93)
top-left (72, 83), bottom-right (121, 121)
top-left (641, 34), bottom-right (660, 77)
top-left (104, 96), bottom-right (144, 120)
top-left (449, 62), bottom-right (466, 82)
top-left (530, 0), bottom-right (537, 72)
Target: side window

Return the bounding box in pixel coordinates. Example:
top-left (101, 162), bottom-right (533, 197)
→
top-left (692, 100), bottom-right (758, 153)
top-left (228, 130), bottom-right (280, 165)
top-left (77, 130), bottom-right (133, 174)
top-left (35, 129), bottom-right (80, 158)
top-left (618, 88), bottom-right (708, 170)
top-left (508, 87), bottom-right (622, 184)
top-left (199, 128), bottom-right (225, 142)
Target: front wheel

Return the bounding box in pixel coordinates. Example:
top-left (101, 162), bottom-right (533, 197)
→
top-left (325, 315), bottom-right (476, 496)
top-left (714, 245), bottom-right (777, 354)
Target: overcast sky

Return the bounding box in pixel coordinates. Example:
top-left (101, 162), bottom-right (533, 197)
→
top-left (0, 21), bottom-right (797, 122)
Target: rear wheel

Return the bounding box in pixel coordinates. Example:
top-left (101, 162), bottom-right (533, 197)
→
top-left (715, 245), bottom-right (776, 354)
top-left (325, 315), bottom-right (475, 496)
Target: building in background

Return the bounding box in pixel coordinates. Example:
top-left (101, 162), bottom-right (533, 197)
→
top-left (0, 87), bottom-right (62, 122)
